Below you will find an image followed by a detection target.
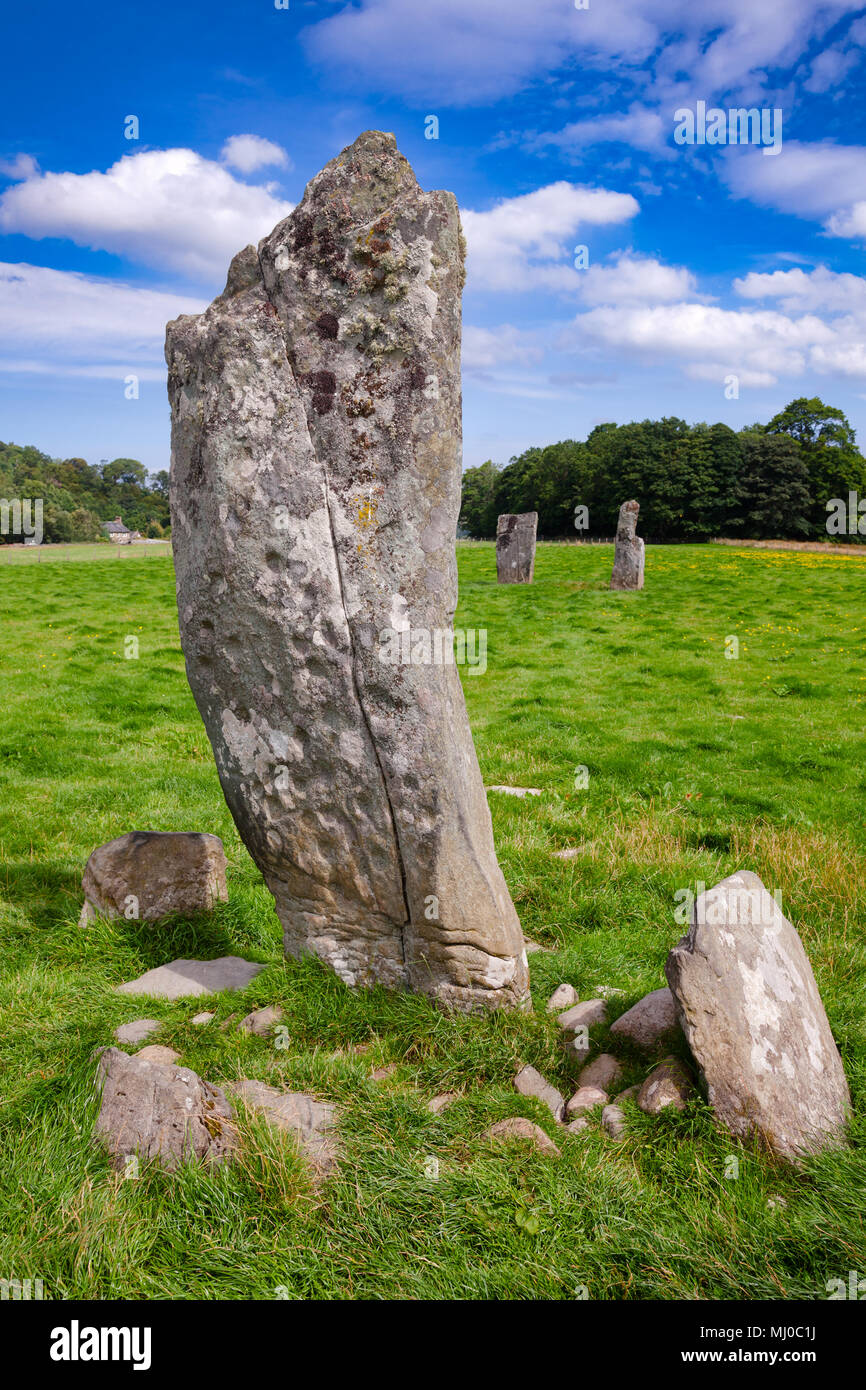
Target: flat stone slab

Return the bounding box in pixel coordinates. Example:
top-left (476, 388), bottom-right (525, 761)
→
top-left (483, 1117), bottom-right (559, 1156)
top-left (81, 831), bottom-right (228, 924)
top-left (226, 1079), bottom-right (339, 1176)
top-left (514, 1064), bottom-right (566, 1122)
top-left (610, 987), bottom-right (680, 1049)
top-left (114, 1019), bottom-right (161, 1045)
top-left (666, 870), bottom-right (850, 1160)
top-left (94, 1047), bottom-right (236, 1171)
top-left (557, 999), bottom-right (607, 1033)
top-left (116, 956), bottom-right (266, 999)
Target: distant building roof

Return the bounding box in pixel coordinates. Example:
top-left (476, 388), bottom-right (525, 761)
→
top-left (103, 517), bottom-right (130, 534)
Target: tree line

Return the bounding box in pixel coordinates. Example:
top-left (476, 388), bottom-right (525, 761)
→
top-left (0, 443), bottom-right (170, 544)
top-left (459, 398), bottom-right (866, 542)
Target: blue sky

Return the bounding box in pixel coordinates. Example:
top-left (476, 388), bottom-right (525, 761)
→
top-left (3, 0), bottom-right (866, 475)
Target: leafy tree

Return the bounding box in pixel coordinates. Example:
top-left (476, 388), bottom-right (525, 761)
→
top-left (459, 460), bottom-right (500, 538)
top-left (764, 398), bottom-right (866, 535)
top-left (738, 432), bottom-right (812, 538)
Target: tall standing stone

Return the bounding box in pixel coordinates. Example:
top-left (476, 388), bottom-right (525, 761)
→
top-left (609, 500), bottom-right (644, 590)
top-left (666, 871), bottom-right (850, 1160)
top-left (496, 512), bottom-right (537, 584)
top-left (166, 131), bottom-right (528, 1013)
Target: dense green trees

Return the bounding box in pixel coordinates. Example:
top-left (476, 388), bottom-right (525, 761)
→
top-left (459, 398), bottom-right (866, 541)
top-left (0, 443), bottom-right (170, 543)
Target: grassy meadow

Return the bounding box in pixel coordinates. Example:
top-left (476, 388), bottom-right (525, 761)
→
top-left (0, 540), bottom-right (864, 1300)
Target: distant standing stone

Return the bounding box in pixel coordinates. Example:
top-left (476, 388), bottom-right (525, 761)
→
top-left (610, 988), bottom-right (680, 1050)
top-left (80, 831), bottom-right (228, 924)
top-left (116, 956), bottom-right (266, 999)
top-left (514, 1064), bottom-right (567, 1122)
top-left (496, 512), bottom-right (538, 584)
top-left (609, 500), bottom-right (644, 591)
top-left (665, 871), bottom-right (851, 1160)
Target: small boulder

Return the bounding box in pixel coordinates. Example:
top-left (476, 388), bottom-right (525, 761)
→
top-left (238, 1004), bottom-right (284, 1037)
top-left (114, 1019), bottom-right (160, 1045)
top-left (81, 831), bottom-right (228, 924)
top-left (226, 1079), bottom-right (339, 1176)
top-left (191, 1012), bottom-right (215, 1026)
top-left (565, 1117), bottom-right (589, 1135)
top-left (637, 1057), bottom-right (694, 1114)
top-left (116, 956), bottom-right (266, 999)
top-left (94, 1047), bottom-right (235, 1171)
top-left (612, 1084), bottom-right (640, 1104)
top-left (566, 1085), bottom-right (608, 1116)
top-left (547, 983), bottom-right (578, 1012)
top-left (483, 1117), bottom-right (559, 1156)
top-left (578, 1053), bottom-right (623, 1093)
top-left (514, 1064), bottom-right (566, 1122)
top-left (610, 987), bottom-right (680, 1049)
top-left (135, 1045), bottom-right (180, 1065)
top-left (427, 1093), bottom-right (460, 1114)
top-left (557, 999), bottom-right (607, 1033)
top-left (601, 1104), bottom-right (627, 1141)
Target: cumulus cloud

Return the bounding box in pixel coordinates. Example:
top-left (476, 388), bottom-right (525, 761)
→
top-left (0, 149), bottom-right (293, 281)
top-left (220, 134), bottom-right (291, 174)
top-left (578, 253), bottom-right (703, 306)
top-left (0, 261), bottom-right (204, 378)
top-left (0, 153), bottom-right (39, 180)
top-left (462, 324), bottom-right (542, 369)
top-left (461, 182), bottom-right (639, 293)
top-left (722, 140), bottom-right (866, 239)
top-left (734, 264), bottom-right (866, 313)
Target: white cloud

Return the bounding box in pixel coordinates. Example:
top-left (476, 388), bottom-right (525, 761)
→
top-left (0, 261), bottom-right (204, 378)
top-left (531, 107), bottom-right (669, 159)
top-left (579, 254), bottom-right (702, 306)
top-left (826, 201), bottom-right (866, 239)
top-left (461, 182), bottom-right (639, 293)
top-left (300, 0), bottom-right (863, 105)
top-left (734, 265), bottom-right (866, 313)
top-left (721, 140), bottom-right (866, 239)
top-left (220, 134), bottom-right (291, 174)
top-left (0, 153), bottom-right (39, 180)
top-left (0, 149), bottom-right (293, 281)
top-left (462, 324), bottom-right (542, 369)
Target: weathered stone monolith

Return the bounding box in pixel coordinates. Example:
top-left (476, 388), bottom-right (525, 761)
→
top-left (496, 512), bottom-right (537, 583)
top-left (666, 871), bottom-right (850, 1160)
top-left (609, 500), bottom-right (644, 590)
top-left (166, 131), bottom-right (528, 1013)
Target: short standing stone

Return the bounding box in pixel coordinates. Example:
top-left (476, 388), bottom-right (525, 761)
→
top-left (609, 500), bottom-right (644, 591)
top-left (238, 1005), bottom-right (284, 1037)
top-left (81, 831), bottom-right (227, 924)
top-left (565, 1085), bottom-right (608, 1116)
top-left (557, 999), bottom-right (607, 1033)
top-left (610, 988), bottom-right (680, 1049)
top-left (483, 1117), bottom-right (560, 1156)
top-left (114, 1019), bottom-right (161, 1045)
top-left (116, 956), bottom-right (266, 999)
top-left (496, 512), bottom-right (537, 584)
top-left (637, 1057), bottom-right (694, 1114)
top-left (578, 1053), bottom-right (623, 1093)
top-left (166, 130), bottom-right (528, 1015)
top-left (514, 1064), bottom-right (566, 1122)
top-left (547, 983), bottom-right (578, 1012)
top-left (94, 1048), bottom-right (236, 1171)
top-left (226, 1079), bottom-right (339, 1176)
top-left (665, 871), bottom-right (851, 1160)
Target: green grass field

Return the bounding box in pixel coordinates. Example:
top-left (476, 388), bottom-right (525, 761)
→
top-left (0, 541), bottom-right (863, 1300)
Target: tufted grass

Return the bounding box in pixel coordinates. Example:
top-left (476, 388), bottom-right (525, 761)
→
top-left (0, 541), bottom-right (863, 1300)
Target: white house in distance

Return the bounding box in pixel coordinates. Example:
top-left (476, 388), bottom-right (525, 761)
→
top-left (102, 516), bottom-right (141, 543)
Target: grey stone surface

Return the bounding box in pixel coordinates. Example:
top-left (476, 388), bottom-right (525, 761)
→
top-left (427, 1092), bottom-right (460, 1114)
top-left (609, 500), bottom-right (644, 591)
top-left (81, 832), bottom-right (227, 923)
top-left (483, 1117), bottom-right (560, 1156)
top-left (114, 1019), bottom-right (161, 1045)
top-left (238, 1004), bottom-right (284, 1037)
top-left (666, 871), bottom-right (850, 1160)
top-left (547, 983), bottom-right (578, 1012)
top-left (226, 1079), bottom-right (339, 1176)
top-left (637, 1057), bottom-right (694, 1114)
top-left (166, 130), bottom-right (528, 1015)
top-left (557, 999), bottom-right (607, 1033)
top-left (578, 1053), bottom-right (624, 1093)
top-left (565, 1085), bottom-right (608, 1116)
top-left (514, 1064), bottom-right (566, 1122)
top-left (601, 1104), bottom-right (627, 1140)
top-left (94, 1047), bottom-right (236, 1171)
top-left (496, 512), bottom-right (537, 584)
top-left (116, 956), bottom-right (266, 999)
top-left (191, 1012), bottom-right (215, 1026)
top-left (135, 1045), bottom-right (180, 1065)
top-left (610, 987), bottom-right (680, 1049)
top-left (565, 1117), bottom-right (589, 1135)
